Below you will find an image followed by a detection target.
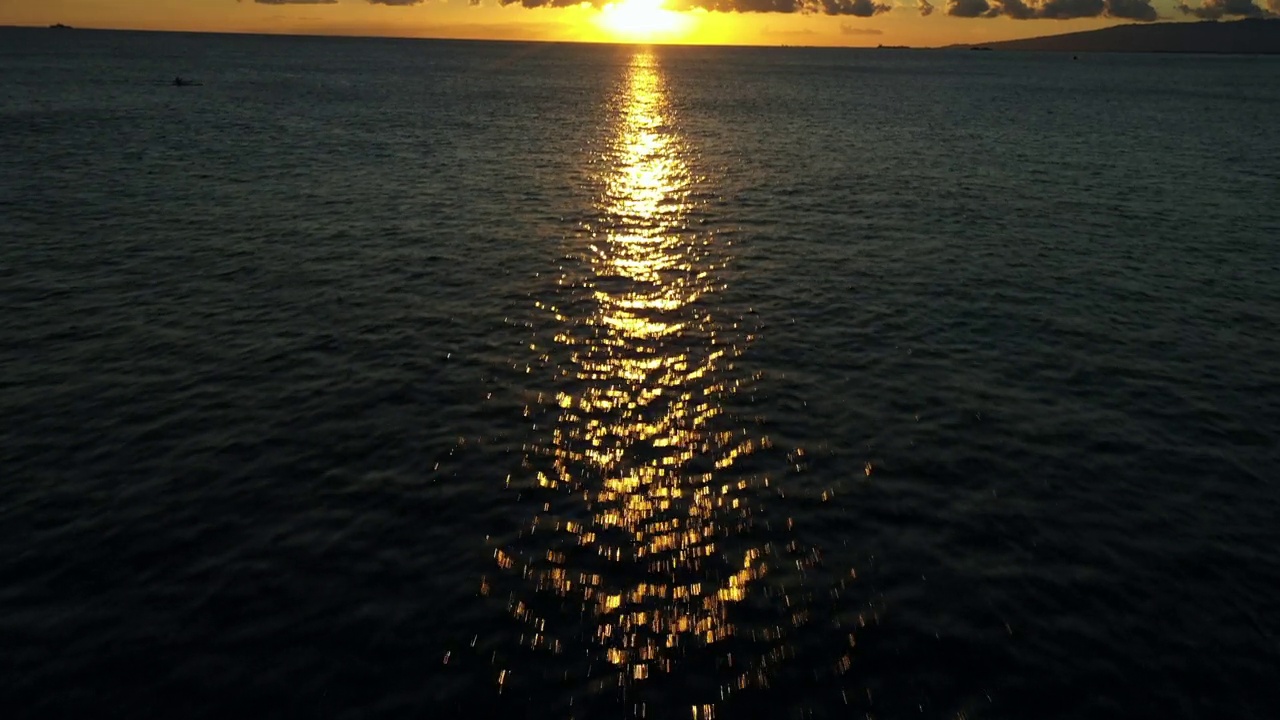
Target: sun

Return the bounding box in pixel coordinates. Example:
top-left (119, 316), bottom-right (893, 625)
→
top-left (594, 0), bottom-right (693, 42)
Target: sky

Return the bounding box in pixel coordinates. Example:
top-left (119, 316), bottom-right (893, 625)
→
top-left (1, 0), bottom-right (1276, 47)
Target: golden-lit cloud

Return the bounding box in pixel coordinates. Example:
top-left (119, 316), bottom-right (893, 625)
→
top-left (1177, 0), bottom-right (1276, 17)
top-left (946, 0), bottom-right (1157, 18)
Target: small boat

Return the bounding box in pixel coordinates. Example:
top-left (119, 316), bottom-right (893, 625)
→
top-left (172, 77), bottom-right (202, 87)
top-left (49, 23), bottom-right (74, 30)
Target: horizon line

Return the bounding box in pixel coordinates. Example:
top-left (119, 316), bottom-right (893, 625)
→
top-left (5, 19), bottom-right (1274, 53)
top-left (1, 22), bottom-right (944, 50)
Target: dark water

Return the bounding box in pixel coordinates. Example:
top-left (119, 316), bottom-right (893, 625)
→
top-left (2, 27), bottom-right (1279, 719)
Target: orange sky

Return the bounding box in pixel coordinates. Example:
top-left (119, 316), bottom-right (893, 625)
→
top-left (0, 0), bottom-right (1189, 47)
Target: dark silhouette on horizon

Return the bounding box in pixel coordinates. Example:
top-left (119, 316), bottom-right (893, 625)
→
top-left (950, 18), bottom-right (1280, 54)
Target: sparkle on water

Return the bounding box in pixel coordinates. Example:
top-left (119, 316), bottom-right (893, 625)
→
top-left (484, 53), bottom-right (831, 715)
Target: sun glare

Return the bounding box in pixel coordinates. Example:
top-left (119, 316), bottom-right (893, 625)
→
top-left (594, 0), bottom-right (692, 42)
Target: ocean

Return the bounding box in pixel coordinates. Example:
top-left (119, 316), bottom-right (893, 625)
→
top-left (1, 27), bottom-right (1278, 719)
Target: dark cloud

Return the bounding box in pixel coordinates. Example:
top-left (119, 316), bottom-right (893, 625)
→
top-left (918, 0), bottom-right (936, 14)
top-left (823, 0), bottom-right (892, 14)
top-left (1106, 0), bottom-right (1158, 19)
top-left (947, 0), bottom-right (997, 16)
top-left (999, 0), bottom-right (1038, 17)
top-left (1177, 0), bottom-right (1272, 17)
top-left (947, 0), bottom-right (1157, 17)
top-left (840, 22), bottom-right (885, 32)
top-left (581, 0), bottom-right (891, 13)
top-left (691, 0), bottom-right (890, 14)
top-left (1039, 0), bottom-right (1104, 17)
top-left (497, 0), bottom-right (584, 7)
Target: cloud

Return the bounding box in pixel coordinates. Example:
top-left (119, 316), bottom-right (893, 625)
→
top-left (947, 0), bottom-right (996, 15)
top-left (499, 0), bottom-right (594, 6)
top-left (1176, 0), bottom-right (1272, 17)
top-left (761, 26), bottom-right (816, 34)
top-left (946, 0), bottom-right (1157, 17)
top-left (239, 0), bottom-right (1172, 19)
top-left (1106, 0), bottom-right (1158, 19)
top-left (840, 22), bottom-right (885, 32)
top-left (999, 0), bottom-right (1038, 16)
top-left (595, 0), bottom-right (891, 13)
top-left (1039, 0), bottom-right (1104, 17)
top-left (825, 0), bottom-right (893, 13)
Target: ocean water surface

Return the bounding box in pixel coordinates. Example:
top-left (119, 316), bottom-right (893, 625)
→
top-left (2, 27), bottom-right (1279, 719)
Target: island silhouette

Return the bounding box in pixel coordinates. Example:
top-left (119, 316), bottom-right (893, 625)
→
top-left (948, 18), bottom-right (1280, 54)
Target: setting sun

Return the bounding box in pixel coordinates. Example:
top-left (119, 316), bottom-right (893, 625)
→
top-left (594, 0), bottom-right (694, 42)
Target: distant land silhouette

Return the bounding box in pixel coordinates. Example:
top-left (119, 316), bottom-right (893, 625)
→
top-left (948, 19), bottom-right (1280, 54)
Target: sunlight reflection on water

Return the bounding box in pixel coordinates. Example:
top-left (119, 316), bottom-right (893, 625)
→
top-left (483, 51), bottom-right (829, 715)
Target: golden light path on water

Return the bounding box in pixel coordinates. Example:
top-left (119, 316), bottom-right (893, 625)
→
top-left (481, 51), bottom-right (866, 718)
top-left (544, 53), bottom-right (764, 668)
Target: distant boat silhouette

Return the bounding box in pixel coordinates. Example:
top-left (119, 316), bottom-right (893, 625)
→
top-left (970, 46), bottom-right (993, 51)
top-left (877, 44), bottom-right (911, 50)
top-left (49, 23), bottom-right (74, 30)
top-left (172, 77), bottom-right (202, 87)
